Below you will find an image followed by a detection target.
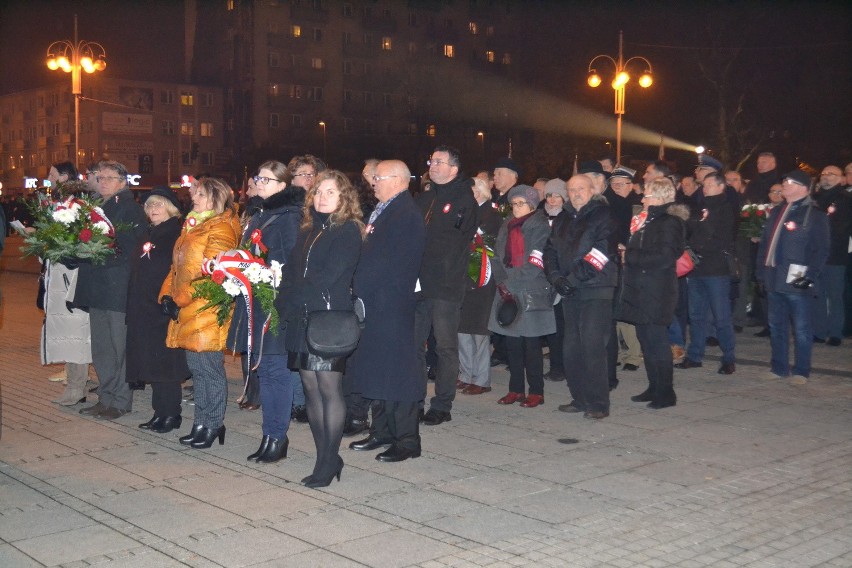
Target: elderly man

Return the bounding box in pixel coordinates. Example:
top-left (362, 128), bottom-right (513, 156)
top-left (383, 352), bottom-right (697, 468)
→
top-left (544, 174), bottom-right (617, 419)
top-left (756, 171), bottom-right (829, 383)
top-left (677, 172), bottom-right (737, 374)
top-left (492, 157), bottom-right (521, 207)
top-left (416, 146), bottom-right (479, 426)
top-left (812, 165), bottom-right (850, 345)
top-left (745, 152), bottom-right (781, 205)
top-left (348, 160), bottom-right (426, 462)
top-left (74, 160), bottom-right (147, 420)
top-left (725, 170), bottom-right (747, 195)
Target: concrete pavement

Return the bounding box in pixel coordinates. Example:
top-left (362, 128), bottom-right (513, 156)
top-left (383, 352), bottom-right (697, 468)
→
top-left (1, 248), bottom-right (851, 567)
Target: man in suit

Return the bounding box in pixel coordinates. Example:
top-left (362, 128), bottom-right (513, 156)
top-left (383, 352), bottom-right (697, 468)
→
top-left (348, 160), bottom-right (427, 462)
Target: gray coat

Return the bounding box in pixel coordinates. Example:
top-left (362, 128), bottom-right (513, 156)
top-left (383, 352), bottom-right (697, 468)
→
top-left (488, 211), bottom-right (556, 337)
top-left (41, 261), bottom-right (92, 365)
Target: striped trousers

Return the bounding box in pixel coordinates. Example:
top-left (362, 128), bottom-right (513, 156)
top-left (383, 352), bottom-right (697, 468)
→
top-left (186, 351), bottom-right (228, 429)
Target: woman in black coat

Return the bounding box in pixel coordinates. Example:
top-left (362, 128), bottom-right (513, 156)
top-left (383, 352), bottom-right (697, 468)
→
top-left (282, 170), bottom-right (363, 488)
top-left (126, 187), bottom-right (191, 432)
top-left (617, 178), bottom-right (687, 409)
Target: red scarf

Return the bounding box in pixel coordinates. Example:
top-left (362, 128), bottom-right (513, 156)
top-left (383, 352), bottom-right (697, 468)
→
top-left (505, 212), bottom-right (533, 268)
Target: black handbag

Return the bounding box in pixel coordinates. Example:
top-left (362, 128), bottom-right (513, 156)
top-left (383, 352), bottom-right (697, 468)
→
top-left (36, 260), bottom-right (47, 310)
top-left (306, 295), bottom-right (365, 358)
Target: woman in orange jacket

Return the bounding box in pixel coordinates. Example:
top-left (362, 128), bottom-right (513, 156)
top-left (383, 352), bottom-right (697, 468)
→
top-left (160, 177), bottom-right (241, 448)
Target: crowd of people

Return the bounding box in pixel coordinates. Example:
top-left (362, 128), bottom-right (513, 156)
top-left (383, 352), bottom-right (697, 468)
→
top-left (26, 147), bottom-right (852, 487)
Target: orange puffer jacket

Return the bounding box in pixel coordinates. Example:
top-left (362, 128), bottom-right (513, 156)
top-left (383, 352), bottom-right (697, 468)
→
top-left (160, 207), bottom-right (241, 352)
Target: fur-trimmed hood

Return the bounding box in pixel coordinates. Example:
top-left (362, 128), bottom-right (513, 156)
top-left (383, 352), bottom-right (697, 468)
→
top-left (666, 203), bottom-right (690, 221)
top-left (262, 185), bottom-right (305, 210)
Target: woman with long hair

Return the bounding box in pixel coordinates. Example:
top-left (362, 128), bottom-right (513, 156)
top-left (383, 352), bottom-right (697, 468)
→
top-left (160, 177), bottom-right (241, 448)
top-left (282, 169), bottom-right (363, 487)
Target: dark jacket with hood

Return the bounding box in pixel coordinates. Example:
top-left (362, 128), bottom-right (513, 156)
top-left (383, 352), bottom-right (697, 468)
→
top-left (415, 175), bottom-right (479, 303)
top-left (227, 186), bottom-right (303, 355)
top-left (617, 203), bottom-right (688, 326)
top-left (812, 183), bottom-right (851, 266)
top-left (543, 195), bottom-right (617, 300)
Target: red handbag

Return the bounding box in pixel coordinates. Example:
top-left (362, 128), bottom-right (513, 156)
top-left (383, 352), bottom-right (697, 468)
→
top-left (676, 248), bottom-right (696, 278)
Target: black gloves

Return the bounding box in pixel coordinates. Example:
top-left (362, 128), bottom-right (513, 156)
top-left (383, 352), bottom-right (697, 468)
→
top-left (161, 295), bottom-right (180, 321)
top-left (791, 276), bottom-right (814, 290)
top-left (552, 276), bottom-right (575, 297)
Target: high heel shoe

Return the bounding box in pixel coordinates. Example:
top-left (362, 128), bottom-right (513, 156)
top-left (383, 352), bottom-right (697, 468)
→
top-left (247, 435), bottom-right (271, 461)
top-left (305, 458), bottom-right (344, 488)
top-left (300, 474), bottom-right (315, 484)
top-left (179, 423), bottom-right (205, 445)
top-left (256, 436), bottom-right (288, 463)
top-left (191, 425), bottom-right (226, 449)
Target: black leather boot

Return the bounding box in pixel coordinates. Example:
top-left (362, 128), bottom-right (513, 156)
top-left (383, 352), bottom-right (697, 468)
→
top-left (151, 415), bottom-right (182, 433)
top-left (630, 388), bottom-right (654, 402)
top-left (247, 435), bottom-right (271, 461)
top-left (190, 425), bottom-right (226, 449)
top-left (179, 423), bottom-right (204, 445)
top-left (257, 436), bottom-right (288, 463)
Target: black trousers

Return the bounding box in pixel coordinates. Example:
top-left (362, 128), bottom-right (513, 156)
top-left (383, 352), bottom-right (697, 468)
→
top-left (371, 400), bottom-right (421, 451)
top-left (151, 381), bottom-right (182, 417)
top-left (562, 298), bottom-right (612, 413)
top-left (505, 335), bottom-right (544, 395)
top-left (635, 323), bottom-right (675, 402)
top-left (544, 303), bottom-right (565, 373)
top-left (415, 298), bottom-right (462, 413)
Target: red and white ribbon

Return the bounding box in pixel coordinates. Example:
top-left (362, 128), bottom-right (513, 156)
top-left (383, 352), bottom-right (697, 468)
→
top-left (140, 241), bottom-right (154, 259)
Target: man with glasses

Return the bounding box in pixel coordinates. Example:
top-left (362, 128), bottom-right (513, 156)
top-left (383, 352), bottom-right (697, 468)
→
top-left (348, 160), bottom-right (426, 462)
top-left (756, 171), bottom-right (829, 384)
top-left (811, 165), bottom-right (850, 346)
top-left (416, 146), bottom-right (479, 426)
top-left (72, 160), bottom-right (147, 420)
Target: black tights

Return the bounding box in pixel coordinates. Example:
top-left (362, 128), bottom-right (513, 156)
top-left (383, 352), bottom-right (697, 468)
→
top-left (300, 370), bottom-right (345, 480)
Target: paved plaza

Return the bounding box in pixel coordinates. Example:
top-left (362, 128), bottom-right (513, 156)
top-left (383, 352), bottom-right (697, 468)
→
top-left (1, 238), bottom-right (851, 568)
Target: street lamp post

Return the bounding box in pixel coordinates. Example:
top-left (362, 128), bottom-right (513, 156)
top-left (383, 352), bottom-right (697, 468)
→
top-left (586, 31), bottom-right (652, 164)
top-left (318, 121), bottom-right (327, 162)
top-left (46, 15), bottom-right (106, 172)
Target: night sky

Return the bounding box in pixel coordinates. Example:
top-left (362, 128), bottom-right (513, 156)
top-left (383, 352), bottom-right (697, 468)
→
top-left (2, 0), bottom-right (850, 176)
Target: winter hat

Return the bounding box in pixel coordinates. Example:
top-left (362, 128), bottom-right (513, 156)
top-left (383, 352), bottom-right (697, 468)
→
top-left (494, 157), bottom-right (521, 178)
top-left (782, 169), bottom-right (810, 187)
top-left (543, 178), bottom-right (568, 202)
top-left (508, 184), bottom-right (541, 209)
top-left (578, 160), bottom-right (604, 175)
top-left (146, 185), bottom-right (181, 210)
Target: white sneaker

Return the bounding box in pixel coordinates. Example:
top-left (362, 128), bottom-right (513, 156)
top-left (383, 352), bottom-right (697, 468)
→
top-left (789, 375), bottom-right (808, 385)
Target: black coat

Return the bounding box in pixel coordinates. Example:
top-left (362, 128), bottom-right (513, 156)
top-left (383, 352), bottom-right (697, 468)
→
top-left (415, 176), bottom-right (479, 302)
top-left (282, 211), bottom-right (362, 354)
top-left (459, 201), bottom-right (503, 335)
top-left (348, 191), bottom-right (426, 402)
top-left (543, 196), bottom-right (617, 301)
top-left (75, 189), bottom-right (148, 312)
top-left (812, 184), bottom-right (851, 266)
top-left (227, 187), bottom-right (303, 355)
top-left (686, 193), bottom-right (736, 277)
top-left (125, 216), bottom-right (190, 383)
top-left (617, 204), bottom-right (688, 326)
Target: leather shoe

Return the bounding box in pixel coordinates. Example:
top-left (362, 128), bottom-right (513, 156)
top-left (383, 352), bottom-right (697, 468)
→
top-left (138, 416), bottom-right (161, 430)
top-left (621, 363), bottom-right (639, 371)
top-left (558, 402), bottom-right (585, 413)
top-left (497, 392), bottom-right (525, 405)
top-left (342, 418), bottom-right (370, 437)
top-left (151, 415), bottom-right (182, 433)
top-left (519, 394), bottom-right (544, 408)
top-left (95, 407), bottom-right (129, 420)
top-left (584, 410), bottom-right (609, 419)
top-left (456, 379), bottom-right (470, 390)
top-left (79, 402), bottom-right (106, 415)
top-left (376, 445), bottom-right (421, 462)
top-left (421, 408), bottom-right (452, 425)
top-left (543, 370), bottom-right (565, 382)
top-left (648, 399), bottom-right (676, 409)
top-left (349, 436), bottom-right (392, 451)
top-left (717, 363), bottom-right (736, 375)
top-left (674, 359), bottom-right (702, 369)
top-left (461, 384), bottom-right (491, 395)
top-left (630, 389), bottom-right (653, 402)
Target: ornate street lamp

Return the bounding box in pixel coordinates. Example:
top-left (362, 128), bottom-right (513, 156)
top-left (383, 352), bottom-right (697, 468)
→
top-left (586, 31), bottom-right (653, 164)
top-left (46, 16), bottom-right (106, 171)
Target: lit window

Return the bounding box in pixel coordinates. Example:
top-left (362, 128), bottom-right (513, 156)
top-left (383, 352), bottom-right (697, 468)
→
top-left (200, 122), bottom-right (214, 137)
top-left (382, 37), bottom-right (392, 50)
top-left (311, 57), bottom-right (323, 69)
top-left (502, 52), bottom-right (511, 65)
top-left (291, 25), bottom-right (301, 38)
top-left (426, 124), bottom-right (437, 137)
top-left (486, 50), bottom-right (495, 63)
top-left (268, 83), bottom-right (281, 96)
top-left (227, 0), bottom-right (234, 10)
top-left (469, 22), bottom-right (478, 34)
top-left (443, 44), bottom-right (454, 58)
top-left (180, 122), bottom-right (194, 136)
top-left (180, 92), bottom-right (194, 106)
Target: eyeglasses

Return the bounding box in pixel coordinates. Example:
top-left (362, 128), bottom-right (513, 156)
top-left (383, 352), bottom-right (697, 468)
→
top-left (252, 175), bottom-right (281, 185)
top-left (372, 175), bottom-right (400, 182)
top-left (145, 201), bottom-right (166, 209)
top-left (820, 172), bottom-right (839, 177)
top-left (293, 172), bottom-right (315, 178)
top-left (509, 201), bottom-right (531, 209)
top-left (96, 175), bottom-right (122, 183)
top-left (427, 159), bottom-right (450, 167)
top-left (769, 190), bottom-right (783, 195)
